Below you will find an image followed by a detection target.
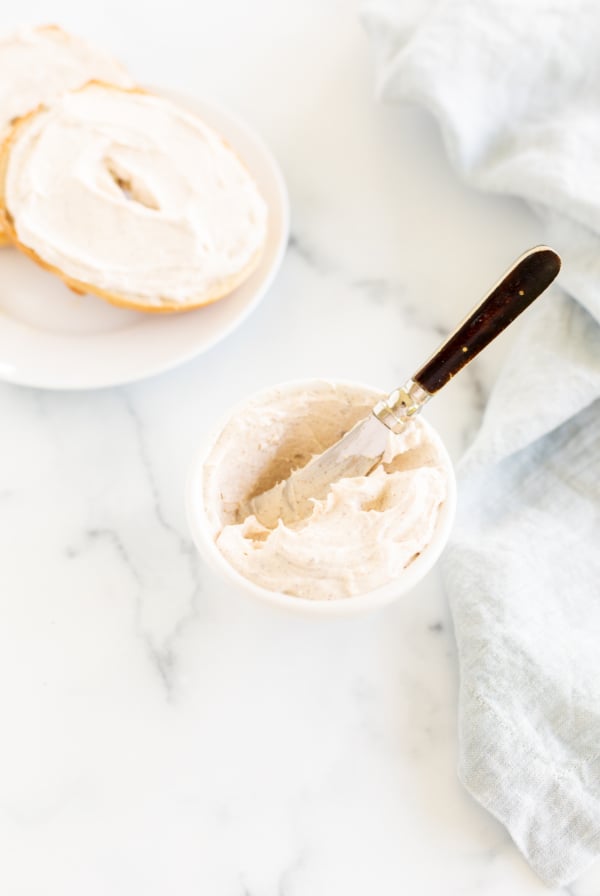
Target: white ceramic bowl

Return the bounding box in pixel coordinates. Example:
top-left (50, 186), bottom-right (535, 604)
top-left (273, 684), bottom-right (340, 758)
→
top-left (186, 379), bottom-right (456, 617)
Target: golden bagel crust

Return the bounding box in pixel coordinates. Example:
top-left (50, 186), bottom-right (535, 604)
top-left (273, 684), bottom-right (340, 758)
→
top-left (0, 26), bottom-right (134, 244)
top-left (0, 81), bottom-right (266, 313)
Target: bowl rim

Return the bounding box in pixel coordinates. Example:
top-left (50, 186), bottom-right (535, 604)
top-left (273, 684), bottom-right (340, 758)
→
top-left (185, 378), bottom-right (457, 617)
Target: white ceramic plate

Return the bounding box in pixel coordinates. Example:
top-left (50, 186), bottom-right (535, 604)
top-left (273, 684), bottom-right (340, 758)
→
top-left (0, 90), bottom-right (289, 389)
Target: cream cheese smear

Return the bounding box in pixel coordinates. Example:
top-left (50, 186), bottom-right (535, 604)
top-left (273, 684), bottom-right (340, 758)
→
top-left (203, 381), bottom-right (448, 600)
top-left (4, 84), bottom-right (267, 308)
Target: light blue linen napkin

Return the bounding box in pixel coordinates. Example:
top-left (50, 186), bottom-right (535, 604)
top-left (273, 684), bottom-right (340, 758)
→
top-left (363, 1), bottom-right (600, 886)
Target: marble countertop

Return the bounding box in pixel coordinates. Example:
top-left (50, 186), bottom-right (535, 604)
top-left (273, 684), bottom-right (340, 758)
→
top-left (2, 2), bottom-right (598, 894)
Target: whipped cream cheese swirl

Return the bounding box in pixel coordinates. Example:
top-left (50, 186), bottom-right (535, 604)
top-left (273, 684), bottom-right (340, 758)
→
top-left (2, 83), bottom-right (268, 309)
top-left (204, 381), bottom-right (448, 600)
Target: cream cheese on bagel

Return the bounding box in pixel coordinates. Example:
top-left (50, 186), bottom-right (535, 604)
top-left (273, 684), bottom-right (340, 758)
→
top-left (0, 25), bottom-right (134, 137)
top-left (2, 83), bottom-right (268, 310)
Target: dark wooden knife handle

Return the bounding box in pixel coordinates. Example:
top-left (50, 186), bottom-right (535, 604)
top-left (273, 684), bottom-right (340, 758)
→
top-left (414, 246), bottom-right (561, 394)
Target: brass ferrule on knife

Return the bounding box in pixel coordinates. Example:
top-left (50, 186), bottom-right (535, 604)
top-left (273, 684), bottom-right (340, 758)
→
top-left (372, 379), bottom-right (431, 434)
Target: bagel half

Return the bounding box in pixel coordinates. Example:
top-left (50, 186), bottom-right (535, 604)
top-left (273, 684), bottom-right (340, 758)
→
top-left (0, 82), bottom-right (268, 312)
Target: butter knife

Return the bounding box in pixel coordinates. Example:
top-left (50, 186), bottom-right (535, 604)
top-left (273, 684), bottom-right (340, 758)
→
top-left (250, 246), bottom-right (561, 528)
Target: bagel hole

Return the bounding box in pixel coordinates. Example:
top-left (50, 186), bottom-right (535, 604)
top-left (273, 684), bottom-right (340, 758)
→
top-left (105, 157), bottom-right (160, 211)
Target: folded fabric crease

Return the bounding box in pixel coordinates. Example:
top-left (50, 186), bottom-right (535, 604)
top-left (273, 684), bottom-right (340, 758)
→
top-left (363, 0), bottom-right (600, 886)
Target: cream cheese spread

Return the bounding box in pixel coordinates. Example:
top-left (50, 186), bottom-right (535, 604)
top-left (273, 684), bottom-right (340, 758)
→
top-left (203, 381), bottom-right (448, 600)
top-left (0, 25), bottom-right (133, 137)
top-left (4, 83), bottom-right (268, 307)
